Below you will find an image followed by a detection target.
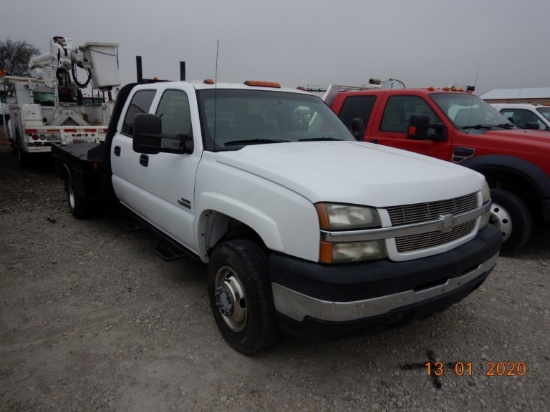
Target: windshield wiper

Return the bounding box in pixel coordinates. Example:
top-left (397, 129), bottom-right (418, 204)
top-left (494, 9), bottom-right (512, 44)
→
top-left (224, 138), bottom-right (289, 147)
top-left (496, 123), bottom-right (515, 129)
top-left (298, 137), bottom-right (342, 142)
top-left (462, 124), bottom-right (494, 130)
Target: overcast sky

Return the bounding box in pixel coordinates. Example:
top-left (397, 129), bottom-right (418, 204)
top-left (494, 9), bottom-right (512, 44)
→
top-left (2, 0), bottom-right (549, 95)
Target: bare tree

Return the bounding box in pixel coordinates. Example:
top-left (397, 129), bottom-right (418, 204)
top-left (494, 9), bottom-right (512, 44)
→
top-left (0, 39), bottom-right (40, 76)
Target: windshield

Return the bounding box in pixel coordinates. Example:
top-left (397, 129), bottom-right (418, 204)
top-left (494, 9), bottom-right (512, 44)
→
top-left (536, 107), bottom-right (550, 122)
top-left (197, 89), bottom-right (355, 151)
top-left (430, 93), bottom-right (511, 129)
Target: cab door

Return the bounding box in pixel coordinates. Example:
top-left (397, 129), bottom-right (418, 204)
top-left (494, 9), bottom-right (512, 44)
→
top-left (111, 88), bottom-right (157, 216)
top-left (369, 94), bottom-right (452, 161)
top-left (134, 87), bottom-right (201, 252)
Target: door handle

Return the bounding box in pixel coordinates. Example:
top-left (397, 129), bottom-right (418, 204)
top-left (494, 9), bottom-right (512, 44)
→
top-left (139, 154), bottom-right (149, 167)
top-left (114, 146), bottom-right (121, 156)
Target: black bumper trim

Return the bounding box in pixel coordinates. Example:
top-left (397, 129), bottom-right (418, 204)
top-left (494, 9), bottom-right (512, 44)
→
top-left (276, 268), bottom-right (490, 339)
top-left (268, 224), bottom-right (502, 302)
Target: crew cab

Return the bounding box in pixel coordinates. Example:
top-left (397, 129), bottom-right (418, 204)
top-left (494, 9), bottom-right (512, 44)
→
top-left (52, 79), bottom-right (501, 354)
top-left (328, 87), bottom-right (550, 253)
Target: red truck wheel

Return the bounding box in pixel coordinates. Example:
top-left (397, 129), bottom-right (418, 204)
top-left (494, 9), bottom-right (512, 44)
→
top-left (490, 189), bottom-right (532, 254)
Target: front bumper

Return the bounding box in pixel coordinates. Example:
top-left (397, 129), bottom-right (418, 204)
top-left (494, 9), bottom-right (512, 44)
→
top-left (269, 224), bottom-right (502, 337)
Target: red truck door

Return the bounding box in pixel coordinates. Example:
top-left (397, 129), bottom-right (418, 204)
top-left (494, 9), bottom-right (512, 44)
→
top-left (351, 93), bottom-right (452, 161)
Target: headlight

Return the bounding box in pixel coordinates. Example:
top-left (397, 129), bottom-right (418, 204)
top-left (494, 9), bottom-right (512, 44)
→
top-left (320, 240), bottom-right (387, 263)
top-left (316, 203), bottom-right (386, 263)
top-left (480, 181), bottom-right (491, 228)
top-left (315, 203), bottom-right (381, 230)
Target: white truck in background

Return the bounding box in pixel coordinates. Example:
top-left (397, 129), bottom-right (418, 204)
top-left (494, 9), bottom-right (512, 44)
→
top-left (491, 103), bottom-right (550, 131)
top-left (3, 36), bottom-right (120, 166)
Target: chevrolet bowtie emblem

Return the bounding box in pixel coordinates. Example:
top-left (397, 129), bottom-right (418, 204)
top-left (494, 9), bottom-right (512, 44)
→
top-left (439, 213), bottom-right (454, 233)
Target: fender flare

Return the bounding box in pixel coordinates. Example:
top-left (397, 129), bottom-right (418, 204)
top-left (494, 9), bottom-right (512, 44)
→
top-left (461, 154), bottom-right (550, 198)
top-left (195, 192), bottom-right (284, 261)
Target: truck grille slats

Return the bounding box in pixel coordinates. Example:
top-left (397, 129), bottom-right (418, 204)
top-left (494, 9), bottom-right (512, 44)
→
top-left (386, 193), bottom-right (478, 253)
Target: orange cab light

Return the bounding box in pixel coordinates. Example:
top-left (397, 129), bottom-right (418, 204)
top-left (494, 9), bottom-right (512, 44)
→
top-left (244, 80), bottom-right (281, 88)
top-left (153, 76), bottom-right (158, 80)
top-left (296, 86), bottom-right (307, 91)
top-left (427, 86), bottom-right (435, 91)
top-left (204, 79), bottom-right (215, 84)
top-left (457, 87), bottom-right (464, 92)
top-left (442, 87), bottom-right (450, 91)
top-left (319, 241), bottom-right (333, 264)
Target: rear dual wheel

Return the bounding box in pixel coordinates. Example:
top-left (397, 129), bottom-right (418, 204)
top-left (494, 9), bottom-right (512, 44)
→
top-left (65, 175), bottom-right (88, 219)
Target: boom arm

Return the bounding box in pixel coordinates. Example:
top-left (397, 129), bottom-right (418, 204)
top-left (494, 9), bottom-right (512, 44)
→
top-left (29, 36), bottom-right (120, 92)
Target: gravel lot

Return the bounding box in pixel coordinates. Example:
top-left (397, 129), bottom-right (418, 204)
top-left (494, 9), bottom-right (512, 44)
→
top-left (1, 132), bottom-right (548, 412)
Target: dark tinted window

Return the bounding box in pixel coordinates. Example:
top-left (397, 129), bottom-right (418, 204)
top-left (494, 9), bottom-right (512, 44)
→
top-left (338, 95), bottom-right (377, 128)
top-left (121, 90), bottom-right (156, 136)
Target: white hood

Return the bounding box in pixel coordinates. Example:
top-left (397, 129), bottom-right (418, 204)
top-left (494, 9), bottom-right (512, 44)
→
top-left (215, 141), bottom-right (483, 207)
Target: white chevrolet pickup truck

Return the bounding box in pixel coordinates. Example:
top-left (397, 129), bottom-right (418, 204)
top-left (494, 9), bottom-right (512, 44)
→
top-left (52, 77), bottom-right (502, 354)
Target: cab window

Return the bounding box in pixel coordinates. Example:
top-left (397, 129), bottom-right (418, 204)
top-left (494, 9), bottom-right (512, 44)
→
top-left (121, 90), bottom-right (156, 137)
top-left (338, 95), bottom-right (377, 129)
top-left (380, 95), bottom-right (440, 135)
top-left (500, 108), bottom-right (548, 130)
top-left (155, 89), bottom-right (193, 149)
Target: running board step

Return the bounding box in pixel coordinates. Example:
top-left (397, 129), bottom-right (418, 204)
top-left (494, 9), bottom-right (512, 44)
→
top-left (154, 239), bottom-right (188, 261)
top-left (122, 216), bottom-right (146, 231)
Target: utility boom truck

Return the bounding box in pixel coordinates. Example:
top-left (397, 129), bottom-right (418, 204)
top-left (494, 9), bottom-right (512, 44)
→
top-left (4, 36), bottom-right (120, 166)
top-left (51, 64), bottom-right (501, 354)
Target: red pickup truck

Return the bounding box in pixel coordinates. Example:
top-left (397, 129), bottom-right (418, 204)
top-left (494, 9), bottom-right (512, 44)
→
top-left (328, 87), bottom-right (550, 254)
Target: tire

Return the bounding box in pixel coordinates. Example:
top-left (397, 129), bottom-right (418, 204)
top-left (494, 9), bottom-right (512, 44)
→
top-left (65, 174), bottom-right (88, 220)
top-left (207, 239), bottom-right (280, 355)
top-left (489, 189), bottom-right (532, 255)
top-left (17, 147), bottom-right (29, 168)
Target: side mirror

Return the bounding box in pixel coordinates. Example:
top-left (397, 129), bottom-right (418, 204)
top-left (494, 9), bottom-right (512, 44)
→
top-left (407, 114), bottom-right (430, 140)
top-left (133, 113), bottom-right (162, 154)
top-left (351, 117), bottom-right (365, 140)
top-left (407, 114), bottom-right (447, 142)
top-left (133, 113), bottom-right (192, 154)
top-left (525, 121), bottom-right (539, 130)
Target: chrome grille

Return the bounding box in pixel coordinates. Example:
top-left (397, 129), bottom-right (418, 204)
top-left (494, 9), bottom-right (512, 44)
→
top-left (387, 193), bottom-right (478, 253)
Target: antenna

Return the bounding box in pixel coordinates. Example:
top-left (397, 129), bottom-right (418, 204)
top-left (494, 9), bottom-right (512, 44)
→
top-left (213, 40), bottom-right (219, 149)
top-left (215, 40), bottom-right (219, 83)
top-left (473, 62), bottom-right (480, 92)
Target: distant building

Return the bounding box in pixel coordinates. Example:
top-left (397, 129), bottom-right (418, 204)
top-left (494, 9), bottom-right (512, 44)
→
top-left (480, 87), bottom-right (550, 105)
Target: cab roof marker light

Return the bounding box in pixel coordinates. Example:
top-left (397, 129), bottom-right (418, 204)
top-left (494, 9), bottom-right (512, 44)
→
top-left (204, 79), bottom-right (215, 84)
top-left (244, 80), bottom-right (281, 88)
top-left (427, 86), bottom-right (435, 91)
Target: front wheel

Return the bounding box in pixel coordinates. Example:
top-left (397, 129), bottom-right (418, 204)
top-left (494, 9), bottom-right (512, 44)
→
top-left (65, 174), bottom-right (88, 219)
top-left (489, 189), bottom-right (532, 254)
top-left (207, 239), bottom-right (280, 355)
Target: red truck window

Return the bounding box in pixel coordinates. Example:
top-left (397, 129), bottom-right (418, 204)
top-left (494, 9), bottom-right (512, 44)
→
top-left (380, 95), bottom-right (440, 135)
top-left (338, 95), bottom-right (377, 129)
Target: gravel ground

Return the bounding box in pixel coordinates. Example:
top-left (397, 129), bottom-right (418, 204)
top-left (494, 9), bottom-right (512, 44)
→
top-left (0, 132), bottom-right (548, 412)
